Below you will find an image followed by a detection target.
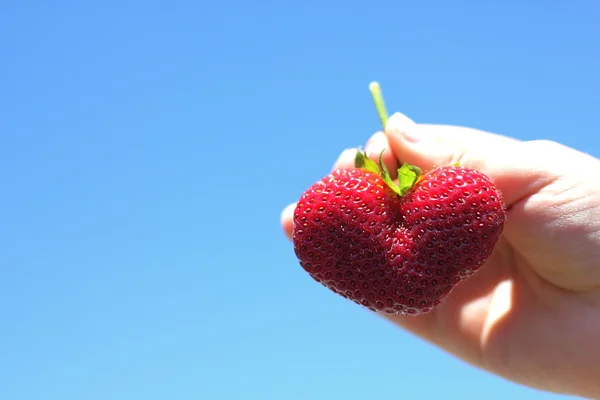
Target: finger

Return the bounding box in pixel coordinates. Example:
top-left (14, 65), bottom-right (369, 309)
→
top-left (384, 113), bottom-right (552, 207)
top-left (280, 202), bottom-right (295, 240)
top-left (332, 148), bottom-right (358, 170)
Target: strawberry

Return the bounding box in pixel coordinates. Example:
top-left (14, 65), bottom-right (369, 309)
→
top-left (291, 83), bottom-right (506, 315)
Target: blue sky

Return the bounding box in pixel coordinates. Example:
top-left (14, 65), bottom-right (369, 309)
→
top-left (1, 1), bottom-right (598, 399)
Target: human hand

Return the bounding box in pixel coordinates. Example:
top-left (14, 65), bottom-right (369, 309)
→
top-left (280, 112), bottom-right (600, 399)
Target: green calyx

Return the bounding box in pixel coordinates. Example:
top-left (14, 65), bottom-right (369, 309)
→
top-left (355, 150), bottom-right (421, 196)
top-left (353, 81), bottom-right (422, 196)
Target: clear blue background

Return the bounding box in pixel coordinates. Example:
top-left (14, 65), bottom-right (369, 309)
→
top-left (1, 1), bottom-right (598, 399)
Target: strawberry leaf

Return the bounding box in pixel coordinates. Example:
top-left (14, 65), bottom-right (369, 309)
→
top-left (397, 163), bottom-right (421, 195)
top-left (378, 150), bottom-right (390, 176)
top-left (378, 150), bottom-right (402, 196)
top-left (354, 151), bottom-right (380, 175)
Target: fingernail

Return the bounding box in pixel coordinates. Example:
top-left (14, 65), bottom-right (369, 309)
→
top-left (387, 112), bottom-right (422, 143)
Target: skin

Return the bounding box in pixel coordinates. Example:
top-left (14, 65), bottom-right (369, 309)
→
top-left (280, 112), bottom-right (600, 399)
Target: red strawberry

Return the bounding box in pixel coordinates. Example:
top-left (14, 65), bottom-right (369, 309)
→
top-left (291, 82), bottom-right (506, 315)
top-left (292, 155), bottom-right (505, 315)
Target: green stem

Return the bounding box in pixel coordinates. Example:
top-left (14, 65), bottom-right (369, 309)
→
top-left (369, 81), bottom-right (389, 129)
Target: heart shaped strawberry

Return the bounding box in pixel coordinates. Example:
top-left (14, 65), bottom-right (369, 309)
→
top-left (292, 83), bottom-right (506, 315)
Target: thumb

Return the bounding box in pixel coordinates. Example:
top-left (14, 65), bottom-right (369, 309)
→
top-left (384, 112), bottom-right (551, 207)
